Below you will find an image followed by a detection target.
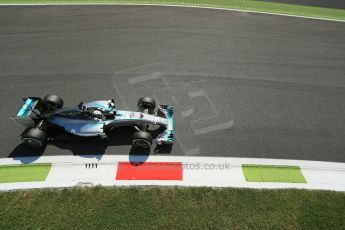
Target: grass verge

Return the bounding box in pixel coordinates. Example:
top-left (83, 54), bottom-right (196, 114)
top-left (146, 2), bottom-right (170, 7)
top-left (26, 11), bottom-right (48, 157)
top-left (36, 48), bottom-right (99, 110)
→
top-left (0, 164), bottom-right (51, 183)
top-left (0, 187), bottom-right (344, 229)
top-left (0, 0), bottom-right (344, 21)
top-left (242, 164), bottom-right (306, 183)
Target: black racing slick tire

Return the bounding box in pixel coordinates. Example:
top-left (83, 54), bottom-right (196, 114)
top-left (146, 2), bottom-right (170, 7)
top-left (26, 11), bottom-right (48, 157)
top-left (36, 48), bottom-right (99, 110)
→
top-left (43, 94), bottom-right (64, 109)
top-left (22, 128), bottom-right (48, 148)
top-left (132, 131), bottom-right (153, 149)
top-left (138, 97), bottom-right (156, 114)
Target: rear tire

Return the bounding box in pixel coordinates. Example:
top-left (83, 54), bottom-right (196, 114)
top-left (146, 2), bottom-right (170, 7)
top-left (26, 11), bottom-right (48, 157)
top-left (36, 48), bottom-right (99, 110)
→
top-left (132, 131), bottom-right (152, 149)
top-left (138, 97), bottom-right (156, 114)
top-left (43, 94), bottom-right (64, 110)
top-left (22, 128), bottom-right (48, 148)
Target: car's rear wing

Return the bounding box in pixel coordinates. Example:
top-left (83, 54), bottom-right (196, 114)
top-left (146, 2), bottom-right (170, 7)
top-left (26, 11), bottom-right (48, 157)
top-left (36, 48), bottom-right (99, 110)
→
top-left (10, 98), bottom-right (40, 127)
top-left (156, 105), bottom-right (174, 145)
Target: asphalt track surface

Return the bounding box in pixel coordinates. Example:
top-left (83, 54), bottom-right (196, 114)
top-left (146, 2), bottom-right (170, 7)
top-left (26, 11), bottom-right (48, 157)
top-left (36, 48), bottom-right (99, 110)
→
top-left (0, 6), bottom-right (344, 162)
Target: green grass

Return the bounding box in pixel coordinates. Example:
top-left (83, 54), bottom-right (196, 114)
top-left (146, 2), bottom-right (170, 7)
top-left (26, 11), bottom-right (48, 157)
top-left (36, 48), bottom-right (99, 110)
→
top-left (0, 187), bottom-right (344, 229)
top-left (0, 164), bottom-right (51, 183)
top-left (242, 164), bottom-right (306, 183)
top-left (0, 0), bottom-right (344, 21)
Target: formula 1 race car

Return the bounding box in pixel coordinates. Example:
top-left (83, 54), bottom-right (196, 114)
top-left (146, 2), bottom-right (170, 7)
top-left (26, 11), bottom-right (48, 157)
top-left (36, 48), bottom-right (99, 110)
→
top-left (12, 95), bottom-right (173, 148)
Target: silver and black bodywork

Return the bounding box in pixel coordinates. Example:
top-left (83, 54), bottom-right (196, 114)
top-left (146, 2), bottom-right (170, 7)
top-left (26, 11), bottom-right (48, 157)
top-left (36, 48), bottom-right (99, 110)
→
top-left (12, 96), bottom-right (173, 148)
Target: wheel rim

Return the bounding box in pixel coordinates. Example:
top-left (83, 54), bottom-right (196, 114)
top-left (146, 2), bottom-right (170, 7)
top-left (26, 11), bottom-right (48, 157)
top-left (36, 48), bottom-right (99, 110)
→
top-left (22, 138), bottom-right (42, 147)
top-left (133, 139), bottom-right (151, 148)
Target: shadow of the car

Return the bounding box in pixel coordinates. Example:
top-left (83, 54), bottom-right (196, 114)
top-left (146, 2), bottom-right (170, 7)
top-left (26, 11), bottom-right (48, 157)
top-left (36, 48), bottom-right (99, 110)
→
top-left (49, 127), bottom-right (134, 155)
top-left (8, 126), bottom-right (172, 162)
top-left (8, 143), bottom-right (46, 163)
top-left (154, 145), bottom-right (173, 155)
top-left (129, 147), bottom-right (150, 166)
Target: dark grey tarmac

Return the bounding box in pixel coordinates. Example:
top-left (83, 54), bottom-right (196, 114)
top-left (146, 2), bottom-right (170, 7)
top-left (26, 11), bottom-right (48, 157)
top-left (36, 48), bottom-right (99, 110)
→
top-left (0, 6), bottom-right (344, 162)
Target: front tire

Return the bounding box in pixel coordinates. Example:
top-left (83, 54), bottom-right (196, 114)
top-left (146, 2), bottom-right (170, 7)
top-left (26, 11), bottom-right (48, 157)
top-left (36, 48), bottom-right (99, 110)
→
top-left (22, 128), bottom-right (48, 148)
top-left (132, 131), bottom-right (152, 149)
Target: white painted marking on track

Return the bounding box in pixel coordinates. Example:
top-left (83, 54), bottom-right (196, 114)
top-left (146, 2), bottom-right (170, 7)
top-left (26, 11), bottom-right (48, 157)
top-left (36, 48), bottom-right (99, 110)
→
top-left (194, 119), bottom-right (234, 135)
top-left (128, 72), bottom-right (162, 84)
top-left (112, 62), bottom-right (168, 109)
top-left (189, 89), bottom-right (219, 119)
top-left (0, 3), bottom-right (343, 22)
top-left (180, 107), bottom-right (193, 117)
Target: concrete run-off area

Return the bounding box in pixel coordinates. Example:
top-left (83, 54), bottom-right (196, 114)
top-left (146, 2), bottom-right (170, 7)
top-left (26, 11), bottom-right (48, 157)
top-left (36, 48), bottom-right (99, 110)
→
top-left (1, 155), bottom-right (345, 191)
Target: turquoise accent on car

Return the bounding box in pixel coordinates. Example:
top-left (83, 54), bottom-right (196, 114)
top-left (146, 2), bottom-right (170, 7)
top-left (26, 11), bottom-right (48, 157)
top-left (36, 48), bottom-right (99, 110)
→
top-left (167, 105), bottom-right (173, 123)
top-left (94, 103), bottom-right (109, 109)
top-left (167, 130), bottom-right (174, 142)
top-left (17, 98), bottom-right (38, 117)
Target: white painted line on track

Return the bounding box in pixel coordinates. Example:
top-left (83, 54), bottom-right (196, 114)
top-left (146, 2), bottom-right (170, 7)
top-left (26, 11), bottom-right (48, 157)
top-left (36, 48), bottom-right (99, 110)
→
top-left (128, 72), bottom-right (162, 84)
top-left (1, 155), bottom-right (345, 192)
top-left (0, 3), bottom-right (344, 23)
